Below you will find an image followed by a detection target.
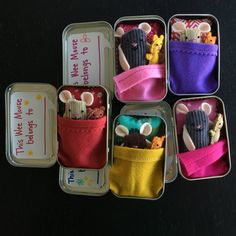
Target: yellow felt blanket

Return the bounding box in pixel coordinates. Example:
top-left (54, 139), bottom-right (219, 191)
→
top-left (109, 146), bottom-right (164, 199)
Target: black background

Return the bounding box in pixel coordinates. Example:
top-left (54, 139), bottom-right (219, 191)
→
top-left (1, 0), bottom-right (236, 235)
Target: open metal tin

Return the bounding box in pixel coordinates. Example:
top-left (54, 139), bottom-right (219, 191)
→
top-left (119, 102), bottom-right (178, 183)
top-left (167, 14), bottom-right (220, 96)
top-left (113, 15), bottom-right (168, 103)
top-left (173, 96), bottom-right (231, 181)
top-left (5, 83), bottom-right (110, 170)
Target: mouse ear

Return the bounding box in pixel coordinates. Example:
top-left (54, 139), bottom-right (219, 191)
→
top-left (140, 122), bottom-right (152, 136)
top-left (138, 22), bottom-right (152, 35)
top-left (115, 125), bottom-right (129, 137)
top-left (115, 27), bottom-right (125, 37)
top-left (176, 103), bottom-right (189, 114)
top-left (118, 44), bottom-right (130, 71)
top-left (201, 102), bottom-right (212, 115)
top-left (80, 92), bottom-right (94, 106)
top-left (59, 90), bottom-right (73, 103)
top-left (198, 22), bottom-right (211, 33)
top-left (172, 22), bottom-right (186, 32)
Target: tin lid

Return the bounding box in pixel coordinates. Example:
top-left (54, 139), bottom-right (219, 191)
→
top-left (119, 102), bottom-right (178, 183)
top-left (59, 166), bottom-right (109, 196)
top-left (62, 21), bottom-right (114, 94)
top-left (5, 83), bottom-right (58, 167)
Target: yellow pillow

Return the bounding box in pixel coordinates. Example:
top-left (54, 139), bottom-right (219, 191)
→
top-left (109, 145), bottom-right (164, 199)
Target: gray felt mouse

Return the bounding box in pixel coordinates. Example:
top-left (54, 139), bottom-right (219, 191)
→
top-left (115, 22), bottom-right (152, 71)
top-left (176, 102), bottom-right (212, 151)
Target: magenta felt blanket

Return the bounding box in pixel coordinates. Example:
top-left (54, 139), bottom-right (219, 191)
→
top-left (178, 139), bottom-right (228, 179)
top-left (113, 64), bottom-right (166, 102)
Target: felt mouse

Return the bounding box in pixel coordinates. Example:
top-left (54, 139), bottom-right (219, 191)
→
top-left (115, 122), bottom-right (152, 149)
top-left (172, 21), bottom-right (211, 43)
top-left (176, 102), bottom-right (212, 151)
top-left (115, 22), bottom-right (152, 71)
top-left (59, 90), bottom-right (94, 120)
top-left (209, 113), bottom-right (223, 144)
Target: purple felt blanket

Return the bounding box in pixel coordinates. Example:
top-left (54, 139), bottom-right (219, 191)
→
top-left (170, 41), bottom-right (218, 94)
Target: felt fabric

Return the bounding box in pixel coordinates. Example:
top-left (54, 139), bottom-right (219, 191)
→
top-left (109, 146), bottom-right (164, 198)
top-left (120, 28), bottom-right (147, 69)
top-left (113, 64), bottom-right (166, 101)
top-left (178, 139), bottom-right (228, 179)
top-left (184, 110), bottom-right (209, 150)
top-left (57, 115), bottom-right (106, 169)
top-left (169, 41), bottom-right (218, 94)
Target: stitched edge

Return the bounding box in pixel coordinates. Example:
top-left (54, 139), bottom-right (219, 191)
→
top-left (170, 49), bottom-right (217, 57)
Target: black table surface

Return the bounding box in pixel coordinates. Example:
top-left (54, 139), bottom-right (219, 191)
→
top-left (1, 0), bottom-right (236, 235)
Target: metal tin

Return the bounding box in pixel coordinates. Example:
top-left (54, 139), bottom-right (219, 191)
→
top-left (173, 96), bottom-right (231, 181)
top-left (62, 21), bottom-right (115, 96)
top-left (57, 84), bottom-right (110, 169)
top-left (119, 102), bottom-right (178, 183)
top-left (167, 14), bottom-right (220, 96)
top-left (114, 15), bottom-right (168, 104)
top-left (58, 21), bottom-right (114, 196)
top-left (5, 83), bottom-right (110, 171)
top-left (59, 167), bottom-right (109, 196)
top-left (110, 105), bottom-right (169, 200)
top-left (5, 83), bottom-right (58, 167)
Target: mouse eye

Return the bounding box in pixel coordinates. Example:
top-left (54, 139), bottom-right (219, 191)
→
top-left (68, 109), bottom-right (71, 112)
top-left (186, 36), bottom-right (188, 40)
top-left (81, 110), bottom-right (84, 113)
top-left (197, 36), bottom-right (200, 38)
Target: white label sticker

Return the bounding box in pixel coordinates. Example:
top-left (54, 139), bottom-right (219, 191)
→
top-left (67, 32), bottom-right (109, 86)
top-left (10, 92), bottom-right (50, 159)
top-left (65, 169), bottom-right (104, 189)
